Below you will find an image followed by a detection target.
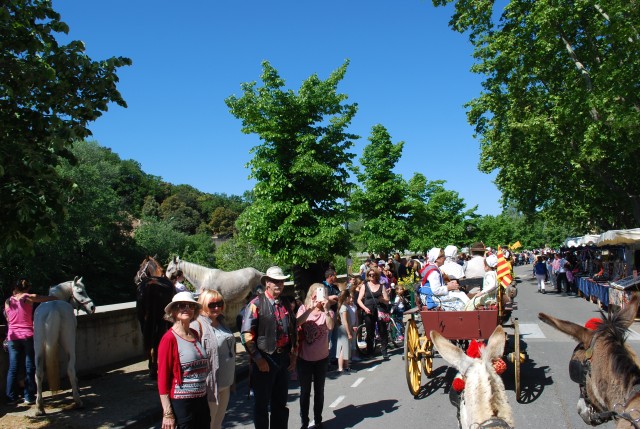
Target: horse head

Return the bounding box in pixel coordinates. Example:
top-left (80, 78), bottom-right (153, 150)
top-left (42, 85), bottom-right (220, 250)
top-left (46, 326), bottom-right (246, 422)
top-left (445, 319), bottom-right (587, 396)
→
top-left (166, 256), bottom-right (181, 279)
top-left (431, 326), bottom-right (514, 429)
top-left (135, 256), bottom-right (165, 285)
top-left (539, 296), bottom-right (640, 427)
top-left (49, 277), bottom-right (95, 314)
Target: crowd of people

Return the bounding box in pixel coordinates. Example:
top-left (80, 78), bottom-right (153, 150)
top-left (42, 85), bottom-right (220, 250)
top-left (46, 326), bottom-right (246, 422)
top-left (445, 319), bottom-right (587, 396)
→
top-left (4, 245), bottom-right (522, 429)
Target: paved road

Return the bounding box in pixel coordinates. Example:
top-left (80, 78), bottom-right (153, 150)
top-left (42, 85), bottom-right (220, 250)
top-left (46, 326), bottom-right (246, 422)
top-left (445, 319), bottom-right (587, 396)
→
top-left (152, 264), bottom-right (640, 428)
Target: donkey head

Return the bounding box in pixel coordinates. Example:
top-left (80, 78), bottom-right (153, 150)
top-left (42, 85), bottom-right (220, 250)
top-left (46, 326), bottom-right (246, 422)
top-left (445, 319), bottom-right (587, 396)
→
top-left (432, 326), bottom-right (514, 429)
top-left (539, 296), bottom-right (640, 425)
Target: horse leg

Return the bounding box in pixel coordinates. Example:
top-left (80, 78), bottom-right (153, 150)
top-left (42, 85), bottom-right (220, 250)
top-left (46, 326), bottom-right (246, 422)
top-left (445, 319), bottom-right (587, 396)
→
top-left (34, 336), bottom-right (46, 416)
top-left (60, 317), bottom-right (83, 408)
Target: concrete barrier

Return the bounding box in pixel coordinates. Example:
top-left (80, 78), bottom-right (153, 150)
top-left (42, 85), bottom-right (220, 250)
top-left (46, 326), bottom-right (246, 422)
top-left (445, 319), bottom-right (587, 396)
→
top-left (1, 301), bottom-right (145, 395)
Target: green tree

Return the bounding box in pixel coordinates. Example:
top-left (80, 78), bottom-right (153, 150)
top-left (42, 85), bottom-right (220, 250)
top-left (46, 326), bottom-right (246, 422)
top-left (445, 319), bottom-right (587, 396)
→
top-left (208, 206), bottom-right (239, 236)
top-left (0, 0), bottom-right (131, 255)
top-left (433, 0), bottom-right (640, 230)
top-left (406, 173), bottom-right (477, 252)
top-left (134, 219), bottom-right (188, 263)
top-left (215, 237), bottom-right (273, 272)
top-left (351, 124), bottom-right (409, 254)
top-left (226, 61), bottom-right (358, 273)
top-left (159, 195), bottom-right (201, 234)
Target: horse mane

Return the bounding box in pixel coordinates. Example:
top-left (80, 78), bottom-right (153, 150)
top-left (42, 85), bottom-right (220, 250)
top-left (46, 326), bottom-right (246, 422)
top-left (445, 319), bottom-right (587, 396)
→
top-left (595, 310), bottom-right (640, 389)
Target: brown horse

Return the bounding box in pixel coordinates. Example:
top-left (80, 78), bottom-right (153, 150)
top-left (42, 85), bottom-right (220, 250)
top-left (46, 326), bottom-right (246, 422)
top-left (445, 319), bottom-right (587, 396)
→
top-left (539, 297), bottom-right (640, 428)
top-left (135, 256), bottom-right (175, 378)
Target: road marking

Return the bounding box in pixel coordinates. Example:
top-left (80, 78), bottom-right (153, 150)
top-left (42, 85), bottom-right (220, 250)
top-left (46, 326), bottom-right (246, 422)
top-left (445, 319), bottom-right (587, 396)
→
top-left (351, 377), bottom-right (365, 388)
top-left (627, 328), bottom-right (640, 341)
top-left (367, 364), bottom-right (379, 372)
top-left (329, 395), bottom-right (345, 408)
top-left (519, 323), bottom-right (546, 339)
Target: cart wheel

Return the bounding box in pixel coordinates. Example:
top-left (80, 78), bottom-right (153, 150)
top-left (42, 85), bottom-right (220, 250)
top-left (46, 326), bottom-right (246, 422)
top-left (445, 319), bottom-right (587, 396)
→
top-left (512, 319), bottom-right (521, 402)
top-left (405, 319), bottom-right (422, 396)
top-left (423, 338), bottom-right (433, 378)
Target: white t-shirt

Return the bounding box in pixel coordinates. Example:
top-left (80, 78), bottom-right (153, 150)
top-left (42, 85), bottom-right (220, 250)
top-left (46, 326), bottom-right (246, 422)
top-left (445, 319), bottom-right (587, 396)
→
top-left (464, 256), bottom-right (486, 279)
top-left (441, 261), bottom-right (465, 280)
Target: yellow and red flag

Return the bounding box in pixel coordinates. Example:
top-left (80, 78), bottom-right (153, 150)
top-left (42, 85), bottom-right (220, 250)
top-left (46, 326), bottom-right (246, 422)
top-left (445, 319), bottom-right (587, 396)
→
top-left (510, 241), bottom-right (522, 250)
top-left (496, 247), bottom-right (513, 288)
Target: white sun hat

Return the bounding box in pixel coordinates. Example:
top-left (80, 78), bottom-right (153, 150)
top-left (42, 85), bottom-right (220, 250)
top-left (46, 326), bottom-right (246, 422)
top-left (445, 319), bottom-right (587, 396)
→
top-left (164, 291), bottom-right (201, 314)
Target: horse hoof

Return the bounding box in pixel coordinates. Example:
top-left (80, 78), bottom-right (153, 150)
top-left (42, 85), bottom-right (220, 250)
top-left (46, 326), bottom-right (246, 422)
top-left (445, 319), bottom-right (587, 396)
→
top-left (35, 408), bottom-right (46, 417)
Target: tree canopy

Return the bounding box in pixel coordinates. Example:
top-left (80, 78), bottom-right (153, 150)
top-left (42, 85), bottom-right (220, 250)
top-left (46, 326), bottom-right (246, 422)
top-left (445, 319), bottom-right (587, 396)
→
top-left (351, 124), bottom-right (410, 254)
top-left (433, 0), bottom-right (640, 230)
top-left (0, 0), bottom-right (131, 255)
top-left (226, 60), bottom-right (358, 267)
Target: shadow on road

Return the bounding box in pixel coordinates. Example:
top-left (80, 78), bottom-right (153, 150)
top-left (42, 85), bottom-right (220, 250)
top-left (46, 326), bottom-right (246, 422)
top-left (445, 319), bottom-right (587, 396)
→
top-left (326, 399), bottom-right (399, 428)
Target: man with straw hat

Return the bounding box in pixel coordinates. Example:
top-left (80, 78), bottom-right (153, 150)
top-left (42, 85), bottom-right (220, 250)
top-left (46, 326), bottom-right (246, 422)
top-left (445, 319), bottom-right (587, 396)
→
top-left (241, 266), bottom-right (297, 429)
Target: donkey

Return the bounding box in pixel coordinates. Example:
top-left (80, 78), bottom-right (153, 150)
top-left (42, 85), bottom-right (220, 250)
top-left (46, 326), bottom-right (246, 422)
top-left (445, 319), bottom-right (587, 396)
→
top-left (539, 296), bottom-right (640, 429)
top-left (431, 326), bottom-right (514, 429)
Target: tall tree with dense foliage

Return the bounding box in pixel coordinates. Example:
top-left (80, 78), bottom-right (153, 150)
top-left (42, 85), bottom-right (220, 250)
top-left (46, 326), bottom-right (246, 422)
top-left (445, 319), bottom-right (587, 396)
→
top-left (226, 61), bottom-right (358, 272)
top-left (406, 173), bottom-right (477, 252)
top-left (351, 124), bottom-right (410, 255)
top-left (433, 0), bottom-right (640, 230)
top-left (0, 0), bottom-right (131, 255)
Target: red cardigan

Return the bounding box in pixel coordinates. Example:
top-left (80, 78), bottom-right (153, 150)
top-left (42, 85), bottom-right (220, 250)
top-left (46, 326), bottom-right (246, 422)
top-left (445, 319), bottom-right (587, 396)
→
top-left (157, 328), bottom-right (199, 396)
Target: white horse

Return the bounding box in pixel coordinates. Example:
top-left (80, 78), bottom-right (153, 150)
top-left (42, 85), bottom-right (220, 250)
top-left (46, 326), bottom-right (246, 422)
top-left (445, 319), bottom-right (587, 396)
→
top-left (33, 277), bottom-right (95, 416)
top-left (431, 326), bottom-right (514, 429)
top-left (166, 257), bottom-right (263, 322)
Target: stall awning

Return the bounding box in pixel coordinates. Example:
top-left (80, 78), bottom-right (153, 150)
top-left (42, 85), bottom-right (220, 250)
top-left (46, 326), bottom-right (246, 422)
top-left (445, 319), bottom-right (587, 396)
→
top-left (596, 228), bottom-right (640, 246)
top-left (577, 235), bottom-right (600, 246)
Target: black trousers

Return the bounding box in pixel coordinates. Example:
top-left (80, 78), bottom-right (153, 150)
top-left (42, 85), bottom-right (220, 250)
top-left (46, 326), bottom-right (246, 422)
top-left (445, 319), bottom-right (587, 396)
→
top-left (556, 272), bottom-right (568, 292)
top-left (362, 311), bottom-right (388, 356)
top-left (170, 396), bottom-right (210, 429)
top-left (251, 351), bottom-right (291, 429)
top-left (297, 357), bottom-right (328, 427)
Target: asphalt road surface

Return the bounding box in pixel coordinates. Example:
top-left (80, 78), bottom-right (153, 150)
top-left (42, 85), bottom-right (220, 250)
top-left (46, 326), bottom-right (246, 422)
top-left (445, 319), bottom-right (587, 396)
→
top-left (157, 264), bottom-right (640, 428)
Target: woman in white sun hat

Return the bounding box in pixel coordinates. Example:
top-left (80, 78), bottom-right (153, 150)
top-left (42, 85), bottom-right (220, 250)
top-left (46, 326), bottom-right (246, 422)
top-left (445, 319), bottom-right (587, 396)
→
top-left (157, 291), bottom-right (210, 429)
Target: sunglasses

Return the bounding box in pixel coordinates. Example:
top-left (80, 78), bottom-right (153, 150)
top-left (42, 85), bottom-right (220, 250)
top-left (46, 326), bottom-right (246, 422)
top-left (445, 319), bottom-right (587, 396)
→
top-left (208, 301), bottom-right (224, 309)
top-left (176, 303), bottom-right (196, 311)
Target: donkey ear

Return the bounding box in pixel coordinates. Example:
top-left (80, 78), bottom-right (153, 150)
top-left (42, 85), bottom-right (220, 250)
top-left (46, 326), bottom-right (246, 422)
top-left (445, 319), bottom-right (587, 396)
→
top-left (617, 295), bottom-right (639, 329)
top-left (484, 325), bottom-right (506, 361)
top-left (77, 276), bottom-right (83, 285)
top-left (431, 331), bottom-right (473, 373)
top-left (539, 312), bottom-right (594, 346)
top-left (74, 275), bottom-right (79, 283)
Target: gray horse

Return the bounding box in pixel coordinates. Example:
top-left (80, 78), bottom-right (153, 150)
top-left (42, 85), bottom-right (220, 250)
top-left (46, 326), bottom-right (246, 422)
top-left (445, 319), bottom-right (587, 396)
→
top-left (166, 257), bottom-right (263, 318)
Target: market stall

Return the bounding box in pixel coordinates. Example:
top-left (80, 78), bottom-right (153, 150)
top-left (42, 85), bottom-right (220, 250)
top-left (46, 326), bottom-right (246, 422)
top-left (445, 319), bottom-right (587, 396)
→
top-left (596, 229), bottom-right (640, 311)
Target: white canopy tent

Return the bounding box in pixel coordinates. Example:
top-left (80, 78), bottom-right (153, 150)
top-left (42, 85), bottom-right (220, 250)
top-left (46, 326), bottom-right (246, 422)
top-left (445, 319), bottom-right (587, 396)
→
top-left (577, 234), bottom-right (600, 246)
top-left (596, 228), bottom-right (640, 247)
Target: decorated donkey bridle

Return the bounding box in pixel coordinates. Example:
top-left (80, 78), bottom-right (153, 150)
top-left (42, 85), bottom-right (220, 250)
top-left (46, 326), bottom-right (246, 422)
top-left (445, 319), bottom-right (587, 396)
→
top-left (571, 339), bottom-right (640, 428)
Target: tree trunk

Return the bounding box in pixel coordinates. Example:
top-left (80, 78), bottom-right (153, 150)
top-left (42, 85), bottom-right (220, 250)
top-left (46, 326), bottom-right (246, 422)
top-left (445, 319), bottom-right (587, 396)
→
top-left (291, 261), bottom-right (331, 298)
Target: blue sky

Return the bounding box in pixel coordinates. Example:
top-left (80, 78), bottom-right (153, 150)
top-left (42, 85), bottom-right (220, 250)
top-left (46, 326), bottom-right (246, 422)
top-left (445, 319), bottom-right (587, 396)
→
top-left (53, 0), bottom-right (503, 215)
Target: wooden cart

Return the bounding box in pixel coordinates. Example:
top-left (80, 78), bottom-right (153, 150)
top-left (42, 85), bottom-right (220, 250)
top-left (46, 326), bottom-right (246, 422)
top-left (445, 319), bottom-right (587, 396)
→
top-left (404, 286), bottom-right (526, 400)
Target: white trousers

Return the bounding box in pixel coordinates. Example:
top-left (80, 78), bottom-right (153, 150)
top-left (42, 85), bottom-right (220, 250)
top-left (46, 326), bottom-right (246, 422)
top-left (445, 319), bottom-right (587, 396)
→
top-left (208, 385), bottom-right (231, 429)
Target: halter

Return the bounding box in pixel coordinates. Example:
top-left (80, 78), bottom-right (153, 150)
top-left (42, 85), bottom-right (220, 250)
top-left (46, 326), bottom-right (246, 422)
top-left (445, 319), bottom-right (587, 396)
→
top-left (69, 289), bottom-right (94, 314)
top-left (472, 418), bottom-right (514, 429)
top-left (573, 335), bottom-right (640, 428)
top-left (136, 259), bottom-right (152, 285)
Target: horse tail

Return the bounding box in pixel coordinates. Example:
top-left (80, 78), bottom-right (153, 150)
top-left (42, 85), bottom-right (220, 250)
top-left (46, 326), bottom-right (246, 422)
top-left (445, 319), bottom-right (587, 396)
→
top-left (45, 311), bottom-right (62, 393)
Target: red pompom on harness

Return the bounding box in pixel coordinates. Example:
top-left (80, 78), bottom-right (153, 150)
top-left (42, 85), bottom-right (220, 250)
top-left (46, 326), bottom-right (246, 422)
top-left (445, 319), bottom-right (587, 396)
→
top-left (452, 340), bottom-right (507, 392)
top-left (585, 318), bottom-right (603, 331)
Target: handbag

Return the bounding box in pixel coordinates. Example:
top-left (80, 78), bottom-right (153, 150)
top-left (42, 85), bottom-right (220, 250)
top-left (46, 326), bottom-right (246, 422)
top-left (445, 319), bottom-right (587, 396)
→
top-left (376, 309), bottom-right (391, 322)
top-left (366, 282), bottom-right (390, 322)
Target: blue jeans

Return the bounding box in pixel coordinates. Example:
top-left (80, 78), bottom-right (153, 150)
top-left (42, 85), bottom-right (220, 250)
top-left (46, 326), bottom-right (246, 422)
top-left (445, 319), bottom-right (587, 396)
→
top-left (6, 337), bottom-right (36, 402)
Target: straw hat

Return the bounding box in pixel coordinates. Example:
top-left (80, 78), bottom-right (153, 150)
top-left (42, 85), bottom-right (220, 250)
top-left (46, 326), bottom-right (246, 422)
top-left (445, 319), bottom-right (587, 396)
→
top-left (164, 291), bottom-right (201, 314)
top-left (260, 266), bottom-right (290, 286)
